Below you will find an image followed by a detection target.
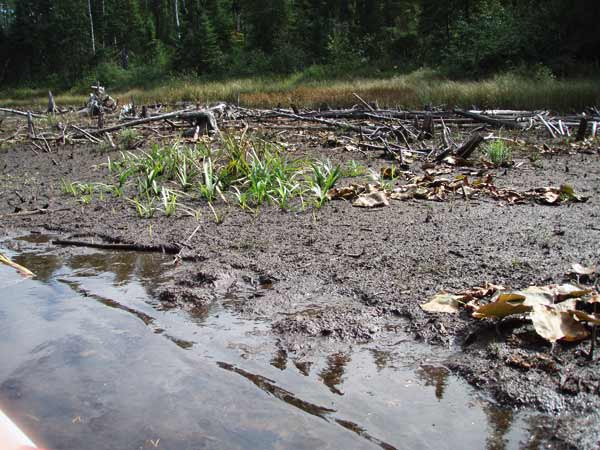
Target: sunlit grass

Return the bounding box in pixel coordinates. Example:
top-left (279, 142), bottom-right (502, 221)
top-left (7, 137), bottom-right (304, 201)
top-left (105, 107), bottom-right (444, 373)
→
top-left (2, 70), bottom-right (600, 111)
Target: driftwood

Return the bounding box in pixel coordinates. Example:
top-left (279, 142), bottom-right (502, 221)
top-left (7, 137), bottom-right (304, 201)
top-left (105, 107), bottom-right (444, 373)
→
top-left (0, 107), bottom-right (45, 119)
top-left (78, 106), bottom-right (222, 137)
top-left (47, 91), bottom-right (57, 114)
top-left (455, 134), bottom-right (484, 159)
top-left (27, 112), bottom-right (35, 138)
top-left (454, 109), bottom-right (524, 130)
top-left (576, 118), bottom-right (588, 141)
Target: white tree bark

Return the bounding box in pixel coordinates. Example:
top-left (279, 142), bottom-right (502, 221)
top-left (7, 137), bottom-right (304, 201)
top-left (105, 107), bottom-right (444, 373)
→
top-left (88, 0), bottom-right (96, 55)
top-left (174, 0), bottom-right (180, 35)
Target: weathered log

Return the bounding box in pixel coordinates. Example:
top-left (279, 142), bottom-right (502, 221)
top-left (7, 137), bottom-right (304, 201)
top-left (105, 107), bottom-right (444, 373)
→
top-left (0, 107), bottom-right (44, 118)
top-left (78, 107), bottom-right (221, 137)
top-left (576, 118), bottom-right (588, 141)
top-left (420, 114), bottom-right (434, 139)
top-left (455, 134), bottom-right (485, 159)
top-left (97, 107), bottom-right (105, 129)
top-left (27, 112), bottom-right (35, 138)
top-left (47, 91), bottom-right (57, 114)
top-left (454, 109), bottom-right (524, 130)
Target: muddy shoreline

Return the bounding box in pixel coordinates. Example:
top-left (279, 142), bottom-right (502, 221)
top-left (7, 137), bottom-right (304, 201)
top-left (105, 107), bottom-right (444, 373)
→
top-left (2, 130), bottom-right (600, 448)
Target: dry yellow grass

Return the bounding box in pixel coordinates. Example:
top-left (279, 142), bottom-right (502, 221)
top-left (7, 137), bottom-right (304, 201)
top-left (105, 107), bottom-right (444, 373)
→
top-left (2, 71), bottom-right (599, 112)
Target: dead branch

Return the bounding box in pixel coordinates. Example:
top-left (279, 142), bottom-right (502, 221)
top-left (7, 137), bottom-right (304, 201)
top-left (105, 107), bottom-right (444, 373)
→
top-left (454, 109), bottom-right (525, 130)
top-left (0, 107), bottom-right (45, 118)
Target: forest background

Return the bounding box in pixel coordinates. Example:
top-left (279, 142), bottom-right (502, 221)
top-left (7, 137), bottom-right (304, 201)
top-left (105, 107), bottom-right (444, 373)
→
top-left (1, 0), bottom-right (599, 109)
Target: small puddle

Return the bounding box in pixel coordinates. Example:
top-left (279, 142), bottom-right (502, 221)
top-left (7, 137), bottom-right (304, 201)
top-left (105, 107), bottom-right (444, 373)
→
top-left (0, 233), bottom-right (542, 449)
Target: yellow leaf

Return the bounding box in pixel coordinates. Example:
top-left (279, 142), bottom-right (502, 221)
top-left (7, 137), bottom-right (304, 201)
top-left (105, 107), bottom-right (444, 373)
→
top-left (554, 283), bottom-right (592, 302)
top-left (530, 305), bottom-right (590, 342)
top-left (421, 293), bottom-right (463, 314)
top-left (472, 293), bottom-right (529, 319)
top-left (572, 310), bottom-right (600, 325)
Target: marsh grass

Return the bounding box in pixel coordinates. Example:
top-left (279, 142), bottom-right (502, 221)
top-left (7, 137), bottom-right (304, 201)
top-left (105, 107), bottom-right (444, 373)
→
top-left (484, 140), bottom-right (513, 166)
top-left (93, 133), bottom-right (343, 218)
top-left (4, 70), bottom-right (600, 111)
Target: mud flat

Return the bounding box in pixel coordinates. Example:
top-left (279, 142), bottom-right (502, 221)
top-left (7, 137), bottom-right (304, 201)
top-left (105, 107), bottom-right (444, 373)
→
top-left (1, 106), bottom-right (600, 448)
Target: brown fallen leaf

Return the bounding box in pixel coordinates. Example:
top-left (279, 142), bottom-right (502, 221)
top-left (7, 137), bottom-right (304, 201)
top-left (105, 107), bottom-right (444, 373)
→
top-left (0, 252), bottom-right (35, 278)
top-left (421, 293), bottom-right (463, 314)
top-left (328, 185), bottom-right (361, 200)
top-left (352, 191), bottom-right (389, 208)
top-left (530, 304), bottom-right (590, 342)
top-left (472, 293), bottom-right (530, 319)
top-left (458, 282), bottom-right (505, 302)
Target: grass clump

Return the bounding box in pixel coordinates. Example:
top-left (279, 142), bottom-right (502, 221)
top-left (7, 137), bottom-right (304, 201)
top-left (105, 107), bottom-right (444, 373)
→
top-left (484, 140), bottom-right (512, 167)
top-left (119, 129), bottom-right (141, 149)
top-left (97, 134), bottom-right (343, 220)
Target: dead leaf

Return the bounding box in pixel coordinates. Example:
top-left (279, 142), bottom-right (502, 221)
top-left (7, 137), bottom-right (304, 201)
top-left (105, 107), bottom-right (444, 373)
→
top-left (584, 293), bottom-right (600, 304)
top-left (352, 191), bottom-right (389, 208)
top-left (570, 263), bottom-right (596, 276)
top-left (554, 283), bottom-right (592, 302)
top-left (458, 282), bottom-right (504, 302)
top-left (328, 185), bottom-right (360, 200)
top-left (390, 191), bottom-right (414, 201)
top-left (421, 293), bottom-right (463, 314)
top-left (571, 310), bottom-right (600, 325)
top-left (472, 293), bottom-right (529, 319)
top-left (530, 304), bottom-right (589, 342)
top-left (518, 286), bottom-right (554, 307)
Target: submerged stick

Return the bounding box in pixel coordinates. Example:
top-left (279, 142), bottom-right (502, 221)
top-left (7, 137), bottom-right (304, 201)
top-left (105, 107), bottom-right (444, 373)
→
top-left (52, 238), bottom-right (181, 254)
top-left (0, 252), bottom-right (35, 277)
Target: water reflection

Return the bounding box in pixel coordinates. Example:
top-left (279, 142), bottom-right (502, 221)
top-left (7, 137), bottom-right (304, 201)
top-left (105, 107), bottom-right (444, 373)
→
top-left (370, 349), bottom-right (393, 372)
top-left (218, 362), bottom-right (398, 450)
top-left (416, 365), bottom-right (449, 400)
top-left (0, 235), bottom-right (562, 450)
top-left (270, 349), bottom-right (288, 371)
top-left (483, 404), bottom-right (514, 450)
top-left (293, 360), bottom-right (312, 377)
top-left (319, 352), bottom-right (351, 396)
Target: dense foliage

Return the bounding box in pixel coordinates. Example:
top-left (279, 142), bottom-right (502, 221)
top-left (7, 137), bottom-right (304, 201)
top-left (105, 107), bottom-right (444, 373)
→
top-left (0, 0), bottom-right (598, 88)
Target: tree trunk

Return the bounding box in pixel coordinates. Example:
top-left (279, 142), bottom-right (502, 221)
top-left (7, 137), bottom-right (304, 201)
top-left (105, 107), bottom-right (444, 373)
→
top-left (47, 91), bottom-right (57, 114)
top-left (174, 0), bottom-right (180, 35)
top-left (87, 0), bottom-right (96, 55)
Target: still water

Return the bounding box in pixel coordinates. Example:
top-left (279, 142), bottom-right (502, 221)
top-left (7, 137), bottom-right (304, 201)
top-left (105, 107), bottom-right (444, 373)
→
top-left (0, 233), bottom-right (537, 449)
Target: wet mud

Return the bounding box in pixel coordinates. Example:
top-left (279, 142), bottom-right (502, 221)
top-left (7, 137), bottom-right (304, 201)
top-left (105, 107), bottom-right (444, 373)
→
top-left (1, 130), bottom-right (600, 448)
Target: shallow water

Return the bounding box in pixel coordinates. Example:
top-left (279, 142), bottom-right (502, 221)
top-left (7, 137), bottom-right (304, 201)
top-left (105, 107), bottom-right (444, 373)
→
top-left (0, 233), bottom-right (537, 449)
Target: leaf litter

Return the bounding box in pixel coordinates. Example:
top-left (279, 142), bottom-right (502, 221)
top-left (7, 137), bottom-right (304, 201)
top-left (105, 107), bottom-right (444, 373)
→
top-left (328, 170), bottom-right (588, 208)
top-left (421, 277), bottom-right (598, 344)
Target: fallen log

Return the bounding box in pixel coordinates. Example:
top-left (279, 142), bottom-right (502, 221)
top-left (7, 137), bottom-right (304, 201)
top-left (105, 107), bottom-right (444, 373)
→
top-left (0, 107), bottom-right (44, 119)
top-left (47, 91), bottom-right (57, 114)
top-left (455, 134), bottom-right (485, 159)
top-left (576, 118), bottom-right (588, 141)
top-left (77, 106), bottom-right (222, 137)
top-left (454, 109), bottom-right (524, 130)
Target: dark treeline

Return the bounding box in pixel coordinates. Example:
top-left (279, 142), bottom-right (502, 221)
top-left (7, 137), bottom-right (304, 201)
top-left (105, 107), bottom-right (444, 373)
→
top-left (0, 0), bottom-right (599, 88)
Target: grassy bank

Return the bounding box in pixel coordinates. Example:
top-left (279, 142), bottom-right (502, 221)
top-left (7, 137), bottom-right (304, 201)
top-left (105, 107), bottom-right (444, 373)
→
top-left (2, 70), bottom-right (599, 112)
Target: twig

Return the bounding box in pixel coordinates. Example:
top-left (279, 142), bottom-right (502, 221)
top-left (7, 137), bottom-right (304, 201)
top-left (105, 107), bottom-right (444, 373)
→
top-left (352, 93), bottom-right (375, 112)
top-left (52, 238), bottom-right (181, 254)
top-left (70, 124), bottom-right (102, 143)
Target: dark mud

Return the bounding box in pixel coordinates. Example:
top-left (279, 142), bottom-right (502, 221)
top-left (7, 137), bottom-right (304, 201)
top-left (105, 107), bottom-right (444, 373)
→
top-left (2, 130), bottom-right (600, 448)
